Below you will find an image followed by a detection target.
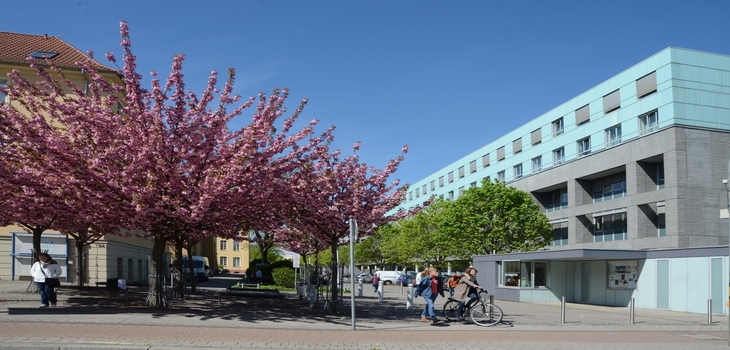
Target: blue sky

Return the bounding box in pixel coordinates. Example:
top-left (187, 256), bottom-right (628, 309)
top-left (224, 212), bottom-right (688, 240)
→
top-left (4, 1), bottom-right (730, 187)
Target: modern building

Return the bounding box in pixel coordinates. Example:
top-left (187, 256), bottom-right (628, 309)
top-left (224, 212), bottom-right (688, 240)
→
top-left (398, 47), bottom-right (730, 315)
top-left (0, 31), bottom-right (155, 285)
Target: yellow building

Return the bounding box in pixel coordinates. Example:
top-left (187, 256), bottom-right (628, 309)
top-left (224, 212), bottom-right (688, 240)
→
top-left (0, 31), bottom-right (155, 284)
top-left (190, 237), bottom-right (250, 275)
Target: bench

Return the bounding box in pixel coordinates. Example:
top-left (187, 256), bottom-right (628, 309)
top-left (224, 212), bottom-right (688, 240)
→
top-left (234, 282), bottom-right (261, 289)
top-left (215, 289), bottom-right (287, 306)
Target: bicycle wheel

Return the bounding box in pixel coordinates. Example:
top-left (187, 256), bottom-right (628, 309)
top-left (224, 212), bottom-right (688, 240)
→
top-left (470, 302), bottom-right (503, 327)
top-left (442, 299), bottom-right (460, 321)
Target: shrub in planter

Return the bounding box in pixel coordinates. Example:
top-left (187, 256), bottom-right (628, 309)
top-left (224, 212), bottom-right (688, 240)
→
top-left (271, 267), bottom-right (295, 288)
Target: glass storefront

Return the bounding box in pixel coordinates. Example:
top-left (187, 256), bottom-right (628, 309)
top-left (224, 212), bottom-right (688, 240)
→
top-left (501, 260), bottom-right (547, 288)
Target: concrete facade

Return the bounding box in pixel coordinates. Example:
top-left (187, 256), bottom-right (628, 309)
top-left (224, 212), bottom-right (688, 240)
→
top-left (398, 47), bottom-right (730, 315)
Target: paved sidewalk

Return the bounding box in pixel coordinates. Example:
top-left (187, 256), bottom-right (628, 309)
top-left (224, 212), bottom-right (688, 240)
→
top-left (0, 277), bottom-right (727, 349)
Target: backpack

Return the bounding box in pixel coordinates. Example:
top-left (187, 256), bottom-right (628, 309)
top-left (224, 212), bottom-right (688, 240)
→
top-left (447, 275), bottom-right (460, 288)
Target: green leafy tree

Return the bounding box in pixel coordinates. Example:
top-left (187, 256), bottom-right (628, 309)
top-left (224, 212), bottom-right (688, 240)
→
top-left (354, 235), bottom-right (387, 267)
top-left (397, 198), bottom-right (456, 270)
top-left (443, 179), bottom-right (552, 255)
top-left (249, 243), bottom-right (284, 263)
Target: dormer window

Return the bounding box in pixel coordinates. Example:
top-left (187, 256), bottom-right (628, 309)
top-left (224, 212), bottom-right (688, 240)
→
top-left (29, 51), bottom-right (59, 59)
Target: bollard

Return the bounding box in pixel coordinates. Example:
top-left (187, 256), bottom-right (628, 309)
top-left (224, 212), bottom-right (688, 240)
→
top-left (358, 279), bottom-right (363, 297)
top-left (378, 280), bottom-right (384, 302)
top-left (308, 285), bottom-right (317, 308)
top-left (629, 298), bottom-right (635, 324)
top-left (708, 299), bottom-right (713, 324)
top-left (406, 283), bottom-right (413, 310)
top-left (560, 296), bottom-right (566, 324)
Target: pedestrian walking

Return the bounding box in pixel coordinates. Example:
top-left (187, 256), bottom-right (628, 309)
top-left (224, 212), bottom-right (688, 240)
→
top-left (30, 253), bottom-right (62, 308)
top-left (414, 268), bottom-right (445, 324)
top-left (371, 273), bottom-right (380, 292)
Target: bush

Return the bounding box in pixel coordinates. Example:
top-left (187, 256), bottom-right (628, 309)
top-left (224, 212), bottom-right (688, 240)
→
top-left (271, 267), bottom-right (295, 288)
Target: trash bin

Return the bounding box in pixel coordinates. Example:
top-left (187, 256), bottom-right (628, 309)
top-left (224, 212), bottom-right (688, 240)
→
top-left (106, 278), bottom-right (119, 289)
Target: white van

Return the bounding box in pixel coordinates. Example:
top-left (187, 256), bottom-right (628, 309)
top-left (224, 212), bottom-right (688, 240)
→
top-left (375, 271), bottom-right (402, 285)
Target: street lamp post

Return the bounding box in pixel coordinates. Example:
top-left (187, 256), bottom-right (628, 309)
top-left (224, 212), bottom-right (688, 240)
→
top-left (349, 218), bottom-right (358, 331)
top-left (724, 159), bottom-right (730, 346)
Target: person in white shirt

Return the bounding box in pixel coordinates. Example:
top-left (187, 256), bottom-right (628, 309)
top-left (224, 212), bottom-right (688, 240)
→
top-left (30, 253), bottom-right (62, 308)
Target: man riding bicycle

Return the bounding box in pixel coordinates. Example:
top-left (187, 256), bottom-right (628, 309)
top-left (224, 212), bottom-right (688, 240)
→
top-left (453, 267), bottom-right (484, 321)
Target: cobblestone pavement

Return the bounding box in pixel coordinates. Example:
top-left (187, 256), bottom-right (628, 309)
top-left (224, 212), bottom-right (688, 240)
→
top-left (0, 277), bottom-right (727, 349)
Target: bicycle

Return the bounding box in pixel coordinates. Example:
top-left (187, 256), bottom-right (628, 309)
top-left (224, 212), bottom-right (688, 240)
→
top-left (442, 290), bottom-right (503, 326)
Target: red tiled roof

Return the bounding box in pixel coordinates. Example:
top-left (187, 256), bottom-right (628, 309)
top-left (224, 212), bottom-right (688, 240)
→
top-left (0, 31), bottom-right (117, 72)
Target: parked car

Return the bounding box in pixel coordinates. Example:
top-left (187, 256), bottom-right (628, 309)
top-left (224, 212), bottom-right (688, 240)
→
top-left (357, 272), bottom-right (373, 283)
top-left (396, 273), bottom-right (416, 286)
top-left (375, 271), bottom-right (402, 285)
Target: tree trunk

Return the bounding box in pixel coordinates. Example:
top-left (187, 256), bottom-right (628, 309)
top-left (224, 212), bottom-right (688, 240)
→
top-left (186, 248), bottom-right (197, 295)
top-left (260, 244), bottom-right (270, 264)
top-left (328, 240), bottom-right (339, 314)
top-left (148, 233), bottom-right (168, 308)
top-left (32, 227), bottom-right (43, 260)
top-left (76, 240), bottom-right (86, 286)
top-left (175, 244), bottom-right (184, 299)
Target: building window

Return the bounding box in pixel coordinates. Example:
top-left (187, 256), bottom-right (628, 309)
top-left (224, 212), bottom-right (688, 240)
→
top-left (233, 257), bottom-right (241, 267)
top-left (138, 259), bottom-right (143, 282)
top-left (482, 154), bottom-right (490, 167)
top-left (546, 188), bottom-right (568, 212)
top-left (594, 212), bottom-right (627, 242)
top-left (458, 186), bottom-right (465, 197)
top-left (606, 125), bottom-right (621, 147)
top-left (636, 71), bottom-right (657, 98)
top-left (513, 138), bottom-right (522, 154)
top-left (657, 161), bottom-right (665, 189)
top-left (531, 128), bottom-right (542, 145)
top-left (513, 163), bottom-right (523, 179)
top-left (469, 160), bottom-right (477, 173)
top-left (439, 176), bottom-right (444, 187)
top-left (607, 260), bottom-right (638, 289)
top-left (430, 180), bottom-right (436, 191)
top-left (128, 258), bottom-right (134, 281)
top-left (458, 166), bottom-right (465, 178)
top-left (553, 147), bottom-right (565, 165)
top-left (551, 221), bottom-right (568, 246)
top-left (639, 110), bottom-right (658, 135)
top-left (576, 105), bottom-right (590, 126)
top-left (415, 188), bottom-right (420, 198)
top-left (422, 184), bottom-right (427, 195)
top-left (500, 261), bottom-right (547, 288)
top-left (532, 156), bottom-right (542, 173)
top-left (603, 89), bottom-right (620, 114)
top-left (448, 171), bottom-right (454, 183)
top-left (219, 240), bottom-right (228, 251)
top-left (116, 257), bottom-right (123, 279)
top-left (219, 256), bottom-right (228, 266)
top-left (657, 203), bottom-right (666, 236)
top-left (447, 191), bottom-right (454, 201)
top-left (497, 146), bottom-right (505, 161)
top-left (497, 171), bottom-right (505, 182)
top-left (470, 181), bottom-right (477, 188)
top-left (552, 118), bottom-right (564, 136)
top-left (577, 137), bottom-right (591, 157)
top-left (408, 191), bottom-right (413, 200)
top-left (0, 79), bottom-right (7, 103)
top-left (592, 173), bottom-right (626, 202)
top-left (233, 241), bottom-right (241, 251)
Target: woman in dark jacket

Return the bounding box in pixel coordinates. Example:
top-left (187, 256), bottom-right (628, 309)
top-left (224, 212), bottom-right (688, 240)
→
top-left (414, 268), bottom-right (445, 323)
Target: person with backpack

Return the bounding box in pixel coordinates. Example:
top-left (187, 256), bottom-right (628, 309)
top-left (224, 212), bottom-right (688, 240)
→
top-left (447, 272), bottom-right (461, 298)
top-left (453, 267), bottom-right (484, 321)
